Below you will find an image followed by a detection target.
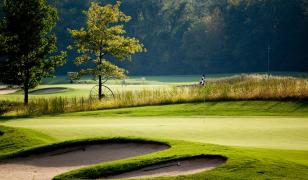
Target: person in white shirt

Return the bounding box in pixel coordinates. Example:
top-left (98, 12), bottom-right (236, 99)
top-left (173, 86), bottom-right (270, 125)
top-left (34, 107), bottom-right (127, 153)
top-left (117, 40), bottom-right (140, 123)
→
top-left (200, 74), bottom-right (205, 86)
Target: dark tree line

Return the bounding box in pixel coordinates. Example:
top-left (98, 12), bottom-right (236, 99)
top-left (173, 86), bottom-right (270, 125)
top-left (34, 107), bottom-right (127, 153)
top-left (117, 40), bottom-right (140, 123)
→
top-left (45, 0), bottom-right (307, 75)
top-left (1, 0), bottom-right (308, 76)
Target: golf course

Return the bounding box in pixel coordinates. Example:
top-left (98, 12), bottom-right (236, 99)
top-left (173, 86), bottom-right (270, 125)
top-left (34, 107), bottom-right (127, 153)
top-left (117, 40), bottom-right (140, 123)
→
top-left (1, 0), bottom-right (308, 179)
top-left (0, 75), bottom-right (308, 179)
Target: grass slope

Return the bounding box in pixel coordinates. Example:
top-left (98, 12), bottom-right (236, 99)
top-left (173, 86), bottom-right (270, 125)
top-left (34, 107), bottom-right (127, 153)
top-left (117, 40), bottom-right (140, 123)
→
top-left (64, 101), bottom-right (308, 117)
top-left (0, 125), bottom-right (55, 156)
top-left (0, 126), bottom-right (308, 180)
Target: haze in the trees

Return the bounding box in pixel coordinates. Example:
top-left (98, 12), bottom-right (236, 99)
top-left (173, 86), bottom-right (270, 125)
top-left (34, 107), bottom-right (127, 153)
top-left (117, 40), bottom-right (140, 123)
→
top-left (47, 0), bottom-right (308, 75)
top-left (68, 1), bottom-right (145, 100)
top-left (0, 0), bottom-right (66, 104)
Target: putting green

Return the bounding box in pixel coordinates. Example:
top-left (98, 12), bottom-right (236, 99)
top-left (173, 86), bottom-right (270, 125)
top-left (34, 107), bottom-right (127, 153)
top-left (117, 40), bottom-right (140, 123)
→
top-left (1, 101), bottom-right (308, 179)
top-left (3, 116), bottom-right (308, 150)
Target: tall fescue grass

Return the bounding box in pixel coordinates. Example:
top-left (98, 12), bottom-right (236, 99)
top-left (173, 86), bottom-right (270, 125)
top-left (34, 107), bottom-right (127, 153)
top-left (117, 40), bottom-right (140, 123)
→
top-left (4, 75), bottom-right (308, 116)
top-left (0, 101), bottom-right (19, 115)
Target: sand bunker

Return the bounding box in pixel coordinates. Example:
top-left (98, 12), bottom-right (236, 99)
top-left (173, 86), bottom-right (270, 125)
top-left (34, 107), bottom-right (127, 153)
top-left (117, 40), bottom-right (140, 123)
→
top-left (29, 87), bottom-right (67, 95)
top-left (106, 155), bottom-right (227, 179)
top-left (0, 142), bottom-right (168, 180)
top-left (0, 89), bottom-right (19, 95)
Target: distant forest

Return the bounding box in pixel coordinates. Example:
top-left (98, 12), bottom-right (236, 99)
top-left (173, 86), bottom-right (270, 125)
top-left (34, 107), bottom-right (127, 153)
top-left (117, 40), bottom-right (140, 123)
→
top-left (2, 0), bottom-right (308, 75)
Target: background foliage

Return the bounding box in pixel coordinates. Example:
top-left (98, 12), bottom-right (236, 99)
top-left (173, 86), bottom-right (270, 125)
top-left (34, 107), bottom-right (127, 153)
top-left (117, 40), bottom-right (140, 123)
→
top-left (2, 0), bottom-right (308, 75)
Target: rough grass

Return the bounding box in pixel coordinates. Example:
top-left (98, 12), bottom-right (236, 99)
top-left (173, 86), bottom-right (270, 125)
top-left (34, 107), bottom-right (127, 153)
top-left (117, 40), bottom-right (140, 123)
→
top-left (2, 75), bottom-right (308, 116)
top-left (0, 101), bottom-right (19, 115)
top-left (204, 74), bottom-right (308, 100)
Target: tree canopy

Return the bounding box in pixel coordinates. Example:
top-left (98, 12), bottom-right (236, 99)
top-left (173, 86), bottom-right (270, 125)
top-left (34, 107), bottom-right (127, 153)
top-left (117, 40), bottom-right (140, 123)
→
top-left (1, 0), bottom-right (307, 75)
top-left (0, 0), bottom-right (66, 104)
top-left (47, 0), bottom-right (308, 75)
top-left (68, 1), bottom-right (145, 99)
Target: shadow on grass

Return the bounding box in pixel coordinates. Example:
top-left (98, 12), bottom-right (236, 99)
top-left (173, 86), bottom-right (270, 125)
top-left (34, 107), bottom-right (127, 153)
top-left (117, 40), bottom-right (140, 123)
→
top-left (0, 137), bottom-right (171, 160)
top-left (0, 115), bottom-right (29, 122)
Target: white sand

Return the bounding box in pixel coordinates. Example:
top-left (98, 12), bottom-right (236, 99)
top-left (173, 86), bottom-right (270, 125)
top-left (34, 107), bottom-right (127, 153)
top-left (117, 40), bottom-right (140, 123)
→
top-left (0, 142), bottom-right (168, 180)
top-left (107, 156), bottom-right (226, 179)
top-left (0, 89), bottom-right (19, 95)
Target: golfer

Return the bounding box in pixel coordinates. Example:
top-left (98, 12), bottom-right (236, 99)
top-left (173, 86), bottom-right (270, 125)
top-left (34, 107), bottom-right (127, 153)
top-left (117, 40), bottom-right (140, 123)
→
top-left (200, 74), bottom-right (205, 86)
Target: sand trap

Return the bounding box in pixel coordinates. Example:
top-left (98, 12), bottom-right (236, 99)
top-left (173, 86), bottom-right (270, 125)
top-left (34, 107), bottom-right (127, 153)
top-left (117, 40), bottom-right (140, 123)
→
top-left (0, 89), bottom-right (19, 95)
top-left (106, 155), bottom-right (227, 179)
top-left (29, 87), bottom-right (67, 95)
top-left (0, 142), bottom-right (168, 180)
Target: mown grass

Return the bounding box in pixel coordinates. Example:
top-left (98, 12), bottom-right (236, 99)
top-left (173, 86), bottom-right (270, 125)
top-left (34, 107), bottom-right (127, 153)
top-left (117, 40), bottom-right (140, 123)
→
top-left (54, 141), bottom-right (308, 180)
top-left (2, 75), bottom-right (308, 116)
top-left (41, 75), bottom-right (200, 85)
top-left (3, 108), bottom-right (308, 150)
top-left (0, 125), bottom-right (55, 156)
top-left (1, 125), bottom-right (308, 179)
top-left (1, 75), bottom-right (308, 179)
top-left (65, 101), bottom-right (308, 117)
top-left (1, 100), bottom-right (308, 179)
top-left (0, 135), bottom-right (168, 161)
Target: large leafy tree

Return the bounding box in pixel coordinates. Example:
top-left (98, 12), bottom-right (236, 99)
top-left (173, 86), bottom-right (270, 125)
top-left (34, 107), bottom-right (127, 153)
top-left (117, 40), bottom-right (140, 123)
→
top-left (0, 0), bottom-right (66, 105)
top-left (68, 1), bottom-right (145, 100)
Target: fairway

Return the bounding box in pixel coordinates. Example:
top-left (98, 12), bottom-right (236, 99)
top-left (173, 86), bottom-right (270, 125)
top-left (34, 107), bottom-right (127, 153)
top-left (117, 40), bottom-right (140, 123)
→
top-left (0, 84), bottom-right (170, 100)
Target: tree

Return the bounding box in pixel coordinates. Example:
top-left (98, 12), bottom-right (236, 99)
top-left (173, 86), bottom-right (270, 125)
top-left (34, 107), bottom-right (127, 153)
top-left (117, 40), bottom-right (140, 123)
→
top-left (67, 72), bottom-right (79, 84)
top-left (0, 0), bottom-right (66, 105)
top-left (68, 1), bottom-right (145, 100)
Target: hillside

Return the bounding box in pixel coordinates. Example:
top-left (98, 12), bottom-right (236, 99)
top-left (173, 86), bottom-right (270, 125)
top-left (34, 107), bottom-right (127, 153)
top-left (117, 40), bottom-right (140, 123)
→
top-left (3, 0), bottom-right (308, 75)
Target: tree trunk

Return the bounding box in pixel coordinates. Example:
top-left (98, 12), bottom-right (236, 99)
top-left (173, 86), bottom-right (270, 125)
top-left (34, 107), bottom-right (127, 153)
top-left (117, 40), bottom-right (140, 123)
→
top-left (24, 76), bottom-right (29, 105)
top-left (98, 75), bottom-right (102, 100)
top-left (24, 86), bottom-right (29, 105)
top-left (23, 68), bottom-right (30, 105)
top-left (98, 41), bottom-right (103, 100)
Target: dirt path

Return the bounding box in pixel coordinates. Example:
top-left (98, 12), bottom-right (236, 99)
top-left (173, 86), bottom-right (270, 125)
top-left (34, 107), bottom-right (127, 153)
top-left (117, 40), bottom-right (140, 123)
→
top-left (0, 142), bottom-right (168, 180)
top-left (107, 155), bottom-right (226, 179)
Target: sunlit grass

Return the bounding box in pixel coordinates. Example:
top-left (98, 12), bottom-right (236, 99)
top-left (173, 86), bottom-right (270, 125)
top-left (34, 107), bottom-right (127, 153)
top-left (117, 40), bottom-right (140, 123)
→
top-left (1, 125), bottom-right (308, 179)
top-left (4, 115), bottom-right (308, 150)
top-left (2, 75), bottom-right (308, 116)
